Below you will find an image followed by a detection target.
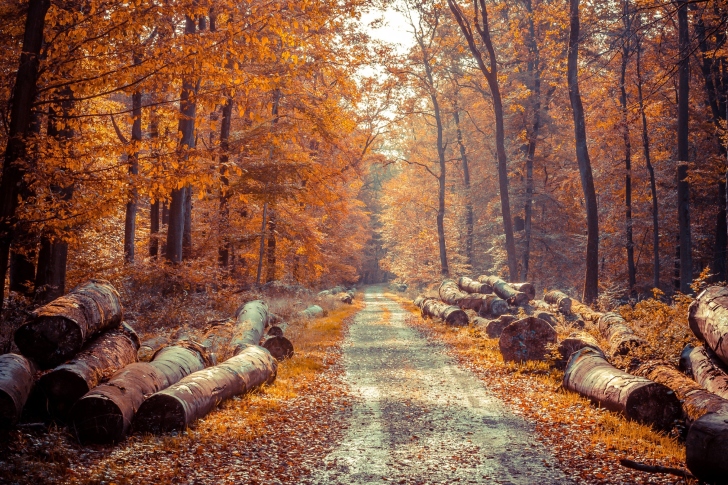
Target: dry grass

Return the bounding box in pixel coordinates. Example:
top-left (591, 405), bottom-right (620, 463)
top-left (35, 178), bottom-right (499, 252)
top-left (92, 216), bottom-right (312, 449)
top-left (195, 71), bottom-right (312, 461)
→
top-left (386, 291), bottom-right (690, 484)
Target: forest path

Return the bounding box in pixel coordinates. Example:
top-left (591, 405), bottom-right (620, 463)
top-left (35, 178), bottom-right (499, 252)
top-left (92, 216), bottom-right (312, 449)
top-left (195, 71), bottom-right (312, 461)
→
top-left (308, 286), bottom-right (573, 485)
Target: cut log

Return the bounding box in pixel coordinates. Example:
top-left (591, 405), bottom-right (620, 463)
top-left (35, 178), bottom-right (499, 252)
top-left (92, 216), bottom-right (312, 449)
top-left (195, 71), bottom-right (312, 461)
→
top-left (484, 315), bottom-right (517, 338)
top-left (570, 299), bottom-right (603, 322)
top-left (0, 354), bottom-right (36, 428)
top-left (680, 344), bottom-right (728, 400)
top-left (439, 279), bottom-right (469, 305)
top-left (38, 323), bottom-right (140, 419)
top-left (70, 341), bottom-right (209, 444)
top-left (476, 295), bottom-right (509, 317)
top-left (14, 279), bottom-right (123, 368)
top-left (134, 345), bottom-right (277, 433)
top-left (418, 298), bottom-right (468, 326)
top-left (299, 305), bottom-right (325, 319)
top-left (138, 336), bottom-right (169, 362)
top-left (339, 293), bottom-right (353, 304)
top-left (457, 276), bottom-right (492, 295)
top-left (688, 286), bottom-right (728, 366)
top-left (685, 412), bottom-right (728, 484)
top-left (498, 317), bottom-right (557, 362)
top-left (555, 332), bottom-right (602, 370)
top-left (544, 290), bottom-right (572, 314)
top-left (636, 361), bottom-right (728, 422)
top-left (201, 300), bottom-right (271, 364)
top-left (597, 312), bottom-right (646, 357)
top-left (509, 282), bottom-right (536, 301)
top-left (535, 311), bottom-right (558, 327)
top-left (262, 336), bottom-right (294, 361)
top-left (564, 348), bottom-right (680, 430)
top-left (479, 276), bottom-right (528, 306)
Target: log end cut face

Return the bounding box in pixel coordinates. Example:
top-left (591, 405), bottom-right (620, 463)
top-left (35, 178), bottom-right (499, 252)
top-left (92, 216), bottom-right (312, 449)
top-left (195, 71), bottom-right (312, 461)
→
top-left (14, 317), bottom-right (83, 368)
top-left (0, 353), bottom-right (36, 428)
top-left (134, 394), bottom-right (187, 434)
top-left (498, 317), bottom-right (557, 362)
top-left (71, 395), bottom-right (127, 444)
top-left (262, 336), bottom-right (294, 361)
top-left (39, 369), bottom-right (90, 419)
top-left (686, 412), bottom-right (728, 484)
top-left (624, 383), bottom-right (681, 431)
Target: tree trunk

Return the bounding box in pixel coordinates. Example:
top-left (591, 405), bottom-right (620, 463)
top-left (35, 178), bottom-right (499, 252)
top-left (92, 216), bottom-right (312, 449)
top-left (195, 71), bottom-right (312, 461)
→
top-left (14, 279), bottom-right (123, 368)
top-left (620, 4), bottom-right (636, 293)
top-left (0, 354), bottom-right (36, 428)
top-left (509, 282), bottom-right (536, 301)
top-left (452, 101), bottom-right (473, 268)
top-left (149, 112), bottom-right (160, 258)
top-left (544, 290), bottom-right (572, 314)
top-left (686, 413), bottom-right (728, 484)
top-left (218, 96), bottom-right (233, 267)
top-left (458, 276), bottom-right (492, 294)
top-left (481, 275), bottom-right (528, 305)
top-left (499, 317), bottom-right (556, 362)
top-left (676, 0), bottom-right (693, 293)
top-left (0, 0), bottom-right (51, 315)
top-left (134, 345), bottom-right (277, 433)
top-left (256, 202), bottom-right (268, 285)
top-left (598, 312), bottom-right (646, 357)
top-left (265, 209), bottom-right (276, 283)
top-left (70, 342), bottom-right (209, 443)
top-left (680, 344), bottom-right (728, 400)
top-left (166, 16), bottom-right (197, 263)
top-left (555, 332), bottom-right (601, 370)
top-left (38, 323), bottom-right (140, 419)
top-left (635, 26), bottom-right (660, 290)
top-left (183, 185), bottom-right (192, 259)
top-left (688, 286), bottom-right (728, 366)
top-left (636, 361), bottom-right (728, 422)
top-left (432, 93), bottom-right (449, 277)
top-left (414, 296), bottom-right (469, 326)
top-left (563, 347), bottom-right (680, 430)
top-left (567, 0), bottom-right (599, 303)
top-left (123, 76), bottom-right (142, 264)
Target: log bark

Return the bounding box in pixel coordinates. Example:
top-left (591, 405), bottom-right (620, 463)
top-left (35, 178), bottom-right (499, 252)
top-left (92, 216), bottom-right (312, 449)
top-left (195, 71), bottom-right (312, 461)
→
top-left (564, 348), bottom-right (680, 430)
top-left (70, 342), bottom-right (209, 443)
top-left (439, 279), bottom-right (469, 305)
top-left (479, 276), bottom-right (528, 305)
top-left (544, 290), bottom-right (572, 314)
top-left (598, 312), bottom-right (646, 357)
top-left (534, 311), bottom-right (558, 327)
top-left (339, 293), bottom-right (353, 304)
top-left (440, 279), bottom-right (503, 314)
top-left (484, 315), bottom-right (517, 338)
top-left (685, 412), bottom-right (728, 484)
top-left (680, 344), bottom-right (728, 400)
top-left (138, 336), bottom-right (169, 362)
top-left (0, 354), bottom-right (36, 428)
top-left (571, 299), bottom-right (603, 322)
top-left (14, 279), bottom-right (123, 368)
top-left (688, 286), bottom-right (728, 366)
top-left (416, 297), bottom-right (469, 326)
top-left (299, 305), bottom-right (325, 319)
top-left (555, 332), bottom-right (601, 370)
top-left (499, 317), bottom-right (557, 362)
top-left (476, 295), bottom-right (509, 317)
top-left (457, 276), bottom-right (492, 294)
top-left (635, 361), bottom-right (728, 423)
top-left (509, 282), bottom-right (536, 301)
top-left (39, 323), bottom-right (140, 419)
top-left (134, 345), bottom-right (277, 433)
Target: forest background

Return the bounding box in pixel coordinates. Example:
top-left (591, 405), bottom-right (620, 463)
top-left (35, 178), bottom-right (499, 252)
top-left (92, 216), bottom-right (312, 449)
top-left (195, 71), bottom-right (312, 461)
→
top-left (0, 0), bottom-right (727, 335)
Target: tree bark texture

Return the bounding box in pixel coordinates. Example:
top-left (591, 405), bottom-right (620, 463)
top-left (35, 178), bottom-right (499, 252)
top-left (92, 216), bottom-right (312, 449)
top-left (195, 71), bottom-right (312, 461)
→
top-left (567, 0), bottom-right (599, 303)
top-left (620, 5), bottom-right (636, 293)
top-left (555, 332), bottom-right (602, 370)
top-left (685, 413), bottom-right (728, 484)
top-left (688, 286), bottom-right (728, 366)
top-left (452, 103), bottom-right (473, 268)
top-left (676, 0), bottom-right (692, 293)
top-left (509, 282), bottom-right (536, 301)
top-left (414, 296), bottom-right (469, 326)
top-left (476, 294), bottom-right (509, 317)
top-left (570, 298), bottom-right (603, 322)
top-left (481, 275), bottom-right (528, 305)
top-left (70, 342), bottom-right (208, 443)
top-left (123, 78), bottom-right (142, 264)
top-left (0, 0), bottom-right (51, 315)
top-left (0, 353), bottom-right (36, 428)
top-left (218, 96), bottom-right (233, 267)
top-left (498, 317), bottom-right (556, 362)
top-left (544, 290), bottom-right (572, 314)
top-left (636, 361), bottom-right (728, 423)
top-left (133, 345), bottom-right (277, 433)
top-left (138, 335), bottom-right (169, 362)
top-left (458, 276), bottom-right (493, 294)
top-left (38, 323), bottom-right (140, 419)
top-left (14, 279), bottom-right (123, 368)
top-left (597, 312), bottom-right (646, 357)
top-left (680, 344), bottom-right (728, 400)
top-left (564, 348), bottom-right (680, 430)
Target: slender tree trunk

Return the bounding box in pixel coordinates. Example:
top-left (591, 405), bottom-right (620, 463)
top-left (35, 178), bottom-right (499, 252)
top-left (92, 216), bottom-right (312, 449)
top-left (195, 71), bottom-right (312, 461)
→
top-left (636, 28), bottom-right (660, 289)
top-left (166, 16), bottom-right (197, 264)
top-left (567, 0), bottom-right (599, 303)
top-left (183, 186), bottom-right (192, 259)
top-left (265, 210), bottom-right (276, 283)
top-left (620, 3), bottom-right (636, 294)
top-left (433, 93), bottom-right (449, 276)
top-left (218, 97), bottom-right (233, 267)
top-left (149, 112), bottom-right (160, 258)
top-left (256, 202), bottom-right (268, 285)
top-left (123, 74), bottom-right (142, 264)
top-left (676, 0), bottom-right (693, 293)
top-left (0, 0), bottom-right (51, 315)
top-left (452, 99), bottom-right (473, 268)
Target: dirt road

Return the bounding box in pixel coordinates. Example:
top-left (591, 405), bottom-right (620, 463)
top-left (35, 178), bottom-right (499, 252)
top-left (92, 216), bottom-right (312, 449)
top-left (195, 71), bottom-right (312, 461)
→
top-left (309, 286), bottom-right (573, 485)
